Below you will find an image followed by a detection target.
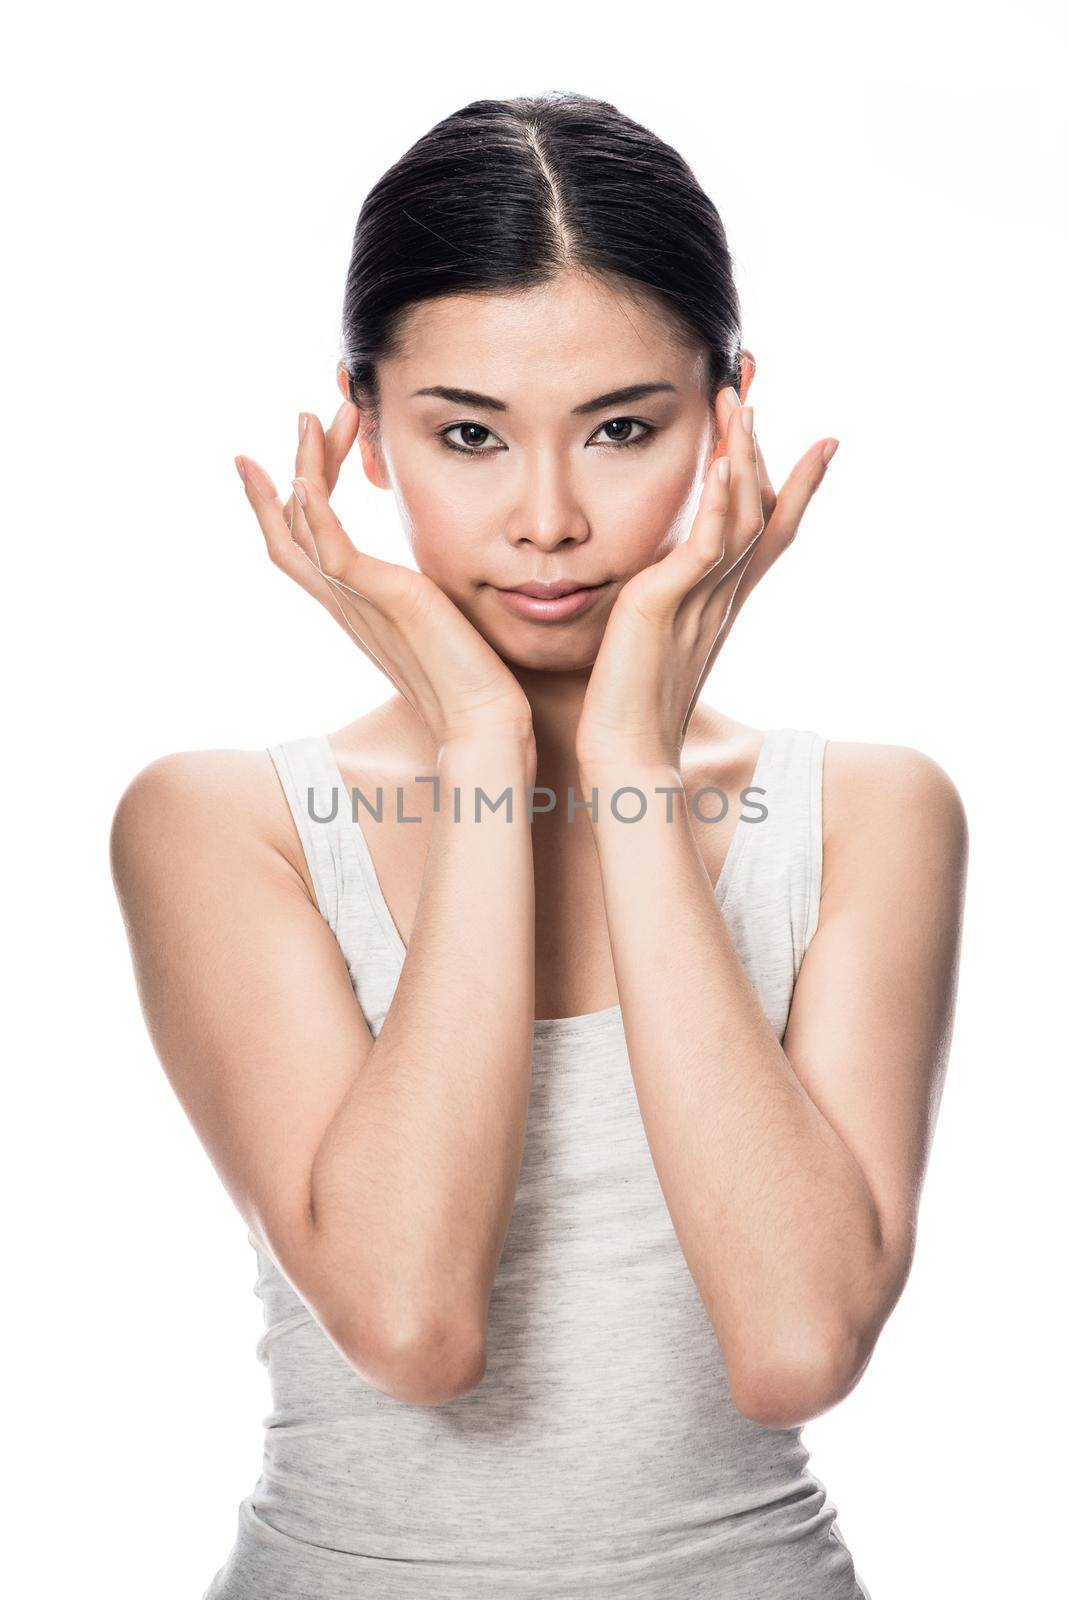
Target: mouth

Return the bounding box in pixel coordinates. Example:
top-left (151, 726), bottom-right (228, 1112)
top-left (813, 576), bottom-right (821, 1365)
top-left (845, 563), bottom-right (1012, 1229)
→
top-left (490, 579), bottom-right (612, 622)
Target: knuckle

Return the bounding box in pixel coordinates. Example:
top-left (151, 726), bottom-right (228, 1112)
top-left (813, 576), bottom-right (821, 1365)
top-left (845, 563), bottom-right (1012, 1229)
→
top-left (317, 542), bottom-right (356, 585)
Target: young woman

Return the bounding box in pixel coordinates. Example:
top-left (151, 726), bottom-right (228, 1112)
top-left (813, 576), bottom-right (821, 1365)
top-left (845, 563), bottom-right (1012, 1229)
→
top-left (111, 92), bottom-right (967, 1599)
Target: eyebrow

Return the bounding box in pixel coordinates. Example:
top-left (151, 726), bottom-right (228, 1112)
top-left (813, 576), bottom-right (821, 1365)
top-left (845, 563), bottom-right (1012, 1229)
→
top-left (408, 381), bottom-right (679, 415)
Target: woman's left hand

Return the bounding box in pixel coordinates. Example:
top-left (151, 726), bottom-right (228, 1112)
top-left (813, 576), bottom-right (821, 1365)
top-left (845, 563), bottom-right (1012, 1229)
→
top-left (574, 387), bottom-right (839, 773)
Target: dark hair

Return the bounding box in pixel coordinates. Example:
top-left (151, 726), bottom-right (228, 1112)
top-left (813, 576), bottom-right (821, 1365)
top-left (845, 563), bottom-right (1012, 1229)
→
top-left (340, 91), bottom-right (744, 442)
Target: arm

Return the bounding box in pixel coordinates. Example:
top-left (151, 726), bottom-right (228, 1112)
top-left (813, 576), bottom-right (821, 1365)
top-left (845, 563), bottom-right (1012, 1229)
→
top-left (579, 741), bottom-right (968, 1428)
top-left (110, 731), bottom-right (537, 1407)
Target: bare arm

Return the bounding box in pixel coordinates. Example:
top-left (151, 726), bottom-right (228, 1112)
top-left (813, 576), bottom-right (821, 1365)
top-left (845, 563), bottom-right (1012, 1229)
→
top-left (578, 741), bottom-right (968, 1427)
top-left (307, 732), bottom-right (537, 1385)
top-left (113, 400), bottom-right (542, 1406)
top-left (111, 729), bottom-right (537, 1409)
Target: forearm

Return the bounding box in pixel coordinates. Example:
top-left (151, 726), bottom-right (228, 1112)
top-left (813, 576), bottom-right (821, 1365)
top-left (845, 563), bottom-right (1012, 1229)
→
top-left (311, 733), bottom-right (537, 1360)
top-left (580, 758), bottom-right (891, 1401)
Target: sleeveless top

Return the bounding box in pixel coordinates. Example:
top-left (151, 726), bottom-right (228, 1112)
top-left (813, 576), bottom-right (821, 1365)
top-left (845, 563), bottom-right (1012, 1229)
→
top-left (203, 726), bottom-right (873, 1600)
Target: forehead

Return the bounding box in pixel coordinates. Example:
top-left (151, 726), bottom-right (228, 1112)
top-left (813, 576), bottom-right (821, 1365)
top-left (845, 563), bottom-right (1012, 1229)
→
top-left (380, 271), bottom-right (705, 403)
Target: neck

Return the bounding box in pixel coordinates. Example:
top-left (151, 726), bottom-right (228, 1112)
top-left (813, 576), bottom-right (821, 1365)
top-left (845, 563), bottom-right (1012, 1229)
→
top-left (379, 674), bottom-right (728, 784)
top-left (510, 665), bottom-right (591, 779)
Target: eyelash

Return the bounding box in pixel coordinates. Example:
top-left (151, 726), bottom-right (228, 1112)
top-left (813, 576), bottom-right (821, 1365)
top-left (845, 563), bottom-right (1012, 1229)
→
top-left (436, 417), bottom-right (659, 460)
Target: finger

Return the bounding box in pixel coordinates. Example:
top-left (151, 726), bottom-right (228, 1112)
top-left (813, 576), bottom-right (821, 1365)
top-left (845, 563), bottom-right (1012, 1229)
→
top-left (762, 437), bottom-right (838, 548)
top-left (734, 431), bottom-right (790, 577)
top-left (705, 387), bottom-right (765, 576)
top-left (630, 454), bottom-right (734, 619)
top-left (294, 478), bottom-right (427, 636)
top-left (728, 440), bottom-right (832, 611)
top-left (235, 454), bottom-right (340, 605)
top-left (289, 412), bottom-right (334, 562)
top-left (291, 407), bottom-right (355, 550)
top-left (285, 416), bottom-right (319, 561)
top-left (284, 402), bottom-right (361, 538)
top-left (678, 424), bottom-right (755, 606)
top-left (321, 399), bottom-right (361, 494)
top-left (681, 429), bottom-right (838, 734)
top-left (237, 455), bottom-right (406, 684)
top-left (297, 411), bottom-right (332, 493)
top-left (685, 450), bottom-right (735, 569)
top-left (678, 521), bottom-right (765, 732)
top-left (671, 441), bottom-right (763, 726)
top-left (291, 474), bottom-right (407, 613)
top-left (706, 436), bottom-right (837, 670)
top-left (723, 397), bottom-right (765, 561)
top-left (753, 432), bottom-right (778, 527)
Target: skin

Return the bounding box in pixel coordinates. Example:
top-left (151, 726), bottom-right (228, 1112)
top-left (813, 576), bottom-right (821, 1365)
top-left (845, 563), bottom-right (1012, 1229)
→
top-left (110, 269), bottom-right (968, 1420)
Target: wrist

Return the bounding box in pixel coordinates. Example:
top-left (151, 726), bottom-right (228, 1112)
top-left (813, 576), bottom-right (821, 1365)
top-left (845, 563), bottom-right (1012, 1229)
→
top-left (576, 729), bottom-right (682, 781)
top-left (438, 725), bottom-right (538, 789)
top-left (578, 754), bottom-right (683, 800)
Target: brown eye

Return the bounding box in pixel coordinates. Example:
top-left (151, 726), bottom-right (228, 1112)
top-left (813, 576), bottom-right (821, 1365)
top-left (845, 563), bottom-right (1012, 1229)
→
top-left (439, 422), bottom-right (505, 455)
top-left (589, 418), bottom-right (656, 449)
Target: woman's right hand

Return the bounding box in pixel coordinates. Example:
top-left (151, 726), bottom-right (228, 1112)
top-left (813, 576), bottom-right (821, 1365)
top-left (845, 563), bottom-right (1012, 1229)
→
top-left (235, 406), bottom-right (534, 753)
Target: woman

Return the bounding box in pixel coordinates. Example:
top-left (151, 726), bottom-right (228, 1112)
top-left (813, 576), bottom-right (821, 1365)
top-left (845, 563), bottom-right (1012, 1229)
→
top-left (111, 92), bottom-right (967, 1598)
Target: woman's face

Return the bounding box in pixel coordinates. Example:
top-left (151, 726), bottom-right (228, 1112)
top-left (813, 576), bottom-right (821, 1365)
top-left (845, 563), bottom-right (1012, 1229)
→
top-left (356, 269), bottom-right (718, 670)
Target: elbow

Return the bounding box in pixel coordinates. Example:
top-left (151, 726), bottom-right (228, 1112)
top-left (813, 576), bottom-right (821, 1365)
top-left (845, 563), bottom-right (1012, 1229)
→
top-left (333, 1309), bottom-right (487, 1408)
top-left (381, 1323), bottom-right (488, 1407)
top-left (729, 1324), bottom-right (866, 1429)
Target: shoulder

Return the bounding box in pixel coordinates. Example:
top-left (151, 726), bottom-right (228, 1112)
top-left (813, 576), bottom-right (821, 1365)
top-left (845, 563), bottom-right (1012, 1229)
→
top-left (109, 746), bottom-right (314, 900)
top-left (821, 739), bottom-right (968, 837)
top-left (820, 738), bottom-right (969, 901)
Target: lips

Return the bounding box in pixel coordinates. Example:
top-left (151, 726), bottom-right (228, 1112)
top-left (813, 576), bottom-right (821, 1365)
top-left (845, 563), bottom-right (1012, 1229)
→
top-left (490, 580), bottom-right (611, 623)
top-left (500, 580), bottom-right (606, 598)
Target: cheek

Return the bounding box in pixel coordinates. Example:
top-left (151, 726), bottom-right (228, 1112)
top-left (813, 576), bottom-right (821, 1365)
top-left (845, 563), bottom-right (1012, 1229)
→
top-left (388, 459), bottom-right (486, 579)
top-left (406, 511), bottom-right (486, 592)
top-left (598, 460), bottom-right (703, 564)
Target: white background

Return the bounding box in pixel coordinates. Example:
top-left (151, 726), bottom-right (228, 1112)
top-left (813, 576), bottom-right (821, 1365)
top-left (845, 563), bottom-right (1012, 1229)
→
top-left (4, 2), bottom-right (1064, 1594)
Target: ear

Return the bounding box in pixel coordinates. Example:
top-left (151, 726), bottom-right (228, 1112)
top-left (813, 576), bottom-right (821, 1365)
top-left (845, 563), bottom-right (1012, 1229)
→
top-left (336, 361), bottom-right (391, 490)
top-left (357, 427), bottom-right (391, 490)
top-left (738, 347), bottom-right (757, 403)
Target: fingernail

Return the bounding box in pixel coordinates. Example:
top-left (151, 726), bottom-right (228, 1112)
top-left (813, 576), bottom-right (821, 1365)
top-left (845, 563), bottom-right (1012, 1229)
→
top-left (241, 458), bottom-right (277, 498)
top-left (725, 387), bottom-right (741, 410)
top-left (821, 439), bottom-right (839, 466)
top-left (298, 413), bottom-right (308, 443)
top-left (331, 400), bottom-right (350, 428)
top-left (741, 406), bottom-right (754, 436)
top-left (292, 478), bottom-right (307, 508)
top-left (234, 457), bottom-right (248, 485)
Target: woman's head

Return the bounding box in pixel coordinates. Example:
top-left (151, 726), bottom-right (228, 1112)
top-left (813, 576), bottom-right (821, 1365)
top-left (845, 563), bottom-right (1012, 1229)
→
top-left (337, 92), bottom-right (753, 670)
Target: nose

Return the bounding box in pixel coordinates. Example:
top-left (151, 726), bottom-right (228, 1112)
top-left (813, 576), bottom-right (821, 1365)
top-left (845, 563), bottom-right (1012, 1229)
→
top-left (503, 449), bottom-right (592, 551)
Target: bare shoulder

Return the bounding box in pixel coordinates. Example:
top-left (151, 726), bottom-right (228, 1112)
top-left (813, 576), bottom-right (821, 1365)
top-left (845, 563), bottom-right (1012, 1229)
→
top-left (821, 739), bottom-right (969, 901)
top-left (109, 745), bottom-right (315, 903)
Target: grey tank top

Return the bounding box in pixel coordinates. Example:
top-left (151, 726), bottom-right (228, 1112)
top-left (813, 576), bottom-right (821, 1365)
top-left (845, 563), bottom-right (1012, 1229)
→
top-left (204, 725), bottom-right (872, 1600)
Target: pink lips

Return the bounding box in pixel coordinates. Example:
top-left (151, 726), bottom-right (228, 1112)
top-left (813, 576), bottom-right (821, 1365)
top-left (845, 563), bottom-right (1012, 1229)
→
top-left (504, 580), bottom-right (599, 598)
top-left (492, 580), bottom-right (610, 622)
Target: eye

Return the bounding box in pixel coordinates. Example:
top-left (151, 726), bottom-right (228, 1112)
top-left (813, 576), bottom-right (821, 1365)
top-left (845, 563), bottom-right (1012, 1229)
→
top-left (435, 415), bottom-right (659, 460)
top-left (587, 417), bottom-right (657, 450)
top-left (437, 421), bottom-right (506, 456)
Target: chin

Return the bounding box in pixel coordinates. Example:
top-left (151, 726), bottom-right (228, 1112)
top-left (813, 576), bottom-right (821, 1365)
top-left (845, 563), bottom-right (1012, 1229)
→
top-left (490, 629), bottom-right (603, 673)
